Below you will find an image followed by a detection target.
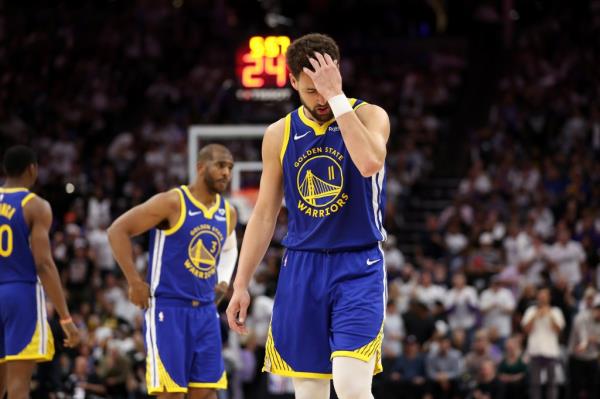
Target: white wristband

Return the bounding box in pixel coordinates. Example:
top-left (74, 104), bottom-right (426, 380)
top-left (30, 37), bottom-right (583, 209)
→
top-left (328, 94), bottom-right (353, 119)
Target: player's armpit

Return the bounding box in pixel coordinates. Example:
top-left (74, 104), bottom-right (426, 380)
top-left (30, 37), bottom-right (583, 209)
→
top-left (252, 119), bottom-right (286, 221)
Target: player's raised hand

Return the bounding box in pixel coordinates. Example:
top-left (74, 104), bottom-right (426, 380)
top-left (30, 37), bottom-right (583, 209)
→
top-left (60, 319), bottom-right (81, 348)
top-left (226, 288), bottom-right (250, 335)
top-left (128, 279), bottom-right (151, 309)
top-left (303, 52), bottom-right (343, 100)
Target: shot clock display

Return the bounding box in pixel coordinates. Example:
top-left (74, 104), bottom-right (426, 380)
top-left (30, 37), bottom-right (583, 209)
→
top-left (235, 35), bottom-right (292, 102)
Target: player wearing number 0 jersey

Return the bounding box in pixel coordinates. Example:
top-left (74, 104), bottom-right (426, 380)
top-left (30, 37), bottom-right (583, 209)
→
top-left (0, 145), bottom-right (79, 398)
top-left (227, 33), bottom-right (390, 399)
top-left (108, 144), bottom-right (238, 399)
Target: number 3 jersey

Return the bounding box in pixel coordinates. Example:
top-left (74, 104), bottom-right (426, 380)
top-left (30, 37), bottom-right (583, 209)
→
top-left (147, 186), bottom-right (231, 303)
top-left (280, 99), bottom-right (386, 251)
top-left (0, 188), bottom-right (38, 284)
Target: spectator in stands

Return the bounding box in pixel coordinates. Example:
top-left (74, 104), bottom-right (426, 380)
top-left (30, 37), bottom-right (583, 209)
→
top-left (497, 337), bottom-right (527, 399)
top-left (522, 287), bottom-right (565, 399)
top-left (567, 294), bottom-right (600, 398)
top-left (426, 334), bottom-right (463, 399)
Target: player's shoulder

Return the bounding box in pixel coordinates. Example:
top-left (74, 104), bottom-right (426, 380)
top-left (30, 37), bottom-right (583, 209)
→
top-left (144, 188), bottom-right (182, 213)
top-left (265, 116), bottom-right (287, 138)
top-left (261, 116), bottom-right (287, 153)
top-left (23, 193), bottom-right (50, 212)
top-left (355, 102), bottom-right (388, 119)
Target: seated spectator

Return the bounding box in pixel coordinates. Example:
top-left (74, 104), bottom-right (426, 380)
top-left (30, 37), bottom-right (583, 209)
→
top-left (470, 359), bottom-right (501, 399)
top-left (497, 337), bottom-right (527, 399)
top-left (567, 294), bottom-right (600, 399)
top-left (426, 335), bottom-right (464, 399)
top-left (386, 335), bottom-right (428, 399)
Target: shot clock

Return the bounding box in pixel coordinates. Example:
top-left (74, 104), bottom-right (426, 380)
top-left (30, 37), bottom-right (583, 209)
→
top-left (235, 35), bottom-right (293, 102)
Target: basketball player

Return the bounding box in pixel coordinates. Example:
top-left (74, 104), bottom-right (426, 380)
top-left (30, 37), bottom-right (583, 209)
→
top-left (0, 145), bottom-right (80, 399)
top-left (108, 144), bottom-right (238, 399)
top-left (226, 33), bottom-right (390, 399)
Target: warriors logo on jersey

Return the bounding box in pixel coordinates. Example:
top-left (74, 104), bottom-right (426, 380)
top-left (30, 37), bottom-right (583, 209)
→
top-left (185, 223), bottom-right (224, 279)
top-left (294, 147), bottom-right (348, 217)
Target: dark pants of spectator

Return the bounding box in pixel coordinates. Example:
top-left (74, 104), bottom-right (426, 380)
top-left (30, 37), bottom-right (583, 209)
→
top-left (568, 356), bottom-right (599, 399)
top-left (529, 356), bottom-right (560, 399)
top-left (384, 380), bottom-right (428, 399)
top-left (429, 378), bottom-right (459, 399)
top-left (498, 379), bottom-right (527, 399)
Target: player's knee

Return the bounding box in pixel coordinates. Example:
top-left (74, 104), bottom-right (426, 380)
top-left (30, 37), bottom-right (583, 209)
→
top-left (292, 377), bottom-right (330, 399)
top-left (7, 381), bottom-right (29, 399)
top-left (332, 356), bottom-right (375, 399)
top-left (332, 374), bottom-right (372, 399)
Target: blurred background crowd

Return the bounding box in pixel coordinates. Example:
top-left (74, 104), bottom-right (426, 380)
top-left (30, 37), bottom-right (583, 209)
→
top-left (1, 0), bottom-right (599, 398)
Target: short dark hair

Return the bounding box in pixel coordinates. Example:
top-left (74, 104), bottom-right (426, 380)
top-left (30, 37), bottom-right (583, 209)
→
top-left (2, 145), bottom-right (37, 177)
top-left (286, 33), bottom-right (340, 78)
top-left (197, 144), bottom-right (232, 164)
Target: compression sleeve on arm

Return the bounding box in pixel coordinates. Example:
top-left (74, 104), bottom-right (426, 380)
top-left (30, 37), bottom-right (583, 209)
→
top-left (217, 232), bottom-right (238, 284)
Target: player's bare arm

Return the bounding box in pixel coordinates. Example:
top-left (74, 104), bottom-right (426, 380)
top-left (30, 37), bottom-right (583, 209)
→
top-left (226, 118), bottom-right (285, 334)
top-left (25, 196), bottom-right (80, 348)
top-left (108, 190), bottom-right (180, 309)
top-left (304, 52), bottom-right (390, 177)
top-left (214, 206), bottom-right (238, 304)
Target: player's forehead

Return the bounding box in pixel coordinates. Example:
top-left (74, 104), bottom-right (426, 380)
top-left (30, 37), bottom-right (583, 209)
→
top-left (296, 71), bottom-right (316, 89)
top-left (210, 150), bottom-right (234, 164)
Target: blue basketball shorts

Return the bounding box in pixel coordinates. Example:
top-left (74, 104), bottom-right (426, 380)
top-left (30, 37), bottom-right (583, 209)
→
top-left (144, 298), bottom-right (227, 394)
top-left (0, 282), bottom-right (54, 363)
top-left (264, 245), bottom-right (386, 379)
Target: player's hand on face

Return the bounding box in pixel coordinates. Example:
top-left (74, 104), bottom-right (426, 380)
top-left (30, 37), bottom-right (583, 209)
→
top-left (61, 320), bottom-right (81, 348)
top-left (303, 52), bottom-right (343, 101)
top-left (129, 279), bottom-right (151, 309)
top-left (226, 288), bottom-right (251, 335)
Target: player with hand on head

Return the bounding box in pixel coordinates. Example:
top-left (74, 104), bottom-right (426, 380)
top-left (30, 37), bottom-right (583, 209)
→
top-left (226, 33), bottom-right (390, 399)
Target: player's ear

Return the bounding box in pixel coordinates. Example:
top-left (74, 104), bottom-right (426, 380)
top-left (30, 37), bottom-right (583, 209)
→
top-left (28, 163), bottom-right (38, 181)
top-left (289, 73), bottom-right (298, 90)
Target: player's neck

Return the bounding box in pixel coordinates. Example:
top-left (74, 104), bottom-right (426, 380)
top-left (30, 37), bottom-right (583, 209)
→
top-left (187, 183), bottom-right (218, 208)
top-left (301, 106), bottom-right (329, 126)
top-left (3, 178), bottom-right (29, 189)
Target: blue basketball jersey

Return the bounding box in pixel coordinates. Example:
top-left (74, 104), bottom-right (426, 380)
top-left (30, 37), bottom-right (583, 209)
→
top-left (0, 188), bottom-right (38, 284)
top-left (147, 186), bottom-right (230, 303)
top-left (280, 99), bottom-right (387, 251)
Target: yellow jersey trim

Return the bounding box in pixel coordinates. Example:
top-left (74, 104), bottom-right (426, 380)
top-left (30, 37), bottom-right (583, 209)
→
top-left (331, 324), bottom-right (383, 375)
top-left (189, 371), bottom-right (228, 389)
top-left (279, 114), bottom-right (292, 163)
top-left (21, 193), bottom-right (36, 207)
top-left (264, 368), bottom-right (333, 379)
top-left (262, 324), bottom-right (333, 378)
top-left (298, 106), bottom-right (335, 135)
top-left (181, 186), bottom-right (220, 219)
top-left (297, 98), bottom-right (361, 135)
top-left (147, 351), bottom-right (187, 394)
top-left (5, 321), bottom-right (54, 363)
top-left (163, 189), bottom-right (186, 236)
top-left (353, 100), bottom-right (368, 111)
top-left (0, 187), bottom-right (28, 193)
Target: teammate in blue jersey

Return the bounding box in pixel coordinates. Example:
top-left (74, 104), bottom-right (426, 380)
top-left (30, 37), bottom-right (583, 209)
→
top-left (226, 33), bottom-right (390, 399)
top-left (0, 145), bottom-right (80, 399)
top-left (108, 144), bottom-right (238, 399)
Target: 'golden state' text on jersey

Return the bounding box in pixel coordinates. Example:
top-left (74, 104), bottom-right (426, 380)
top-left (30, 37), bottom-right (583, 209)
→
top-left (280, 99), bottom-right (386, 251)
top-left (147, 186), bottom-right (231, 304)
